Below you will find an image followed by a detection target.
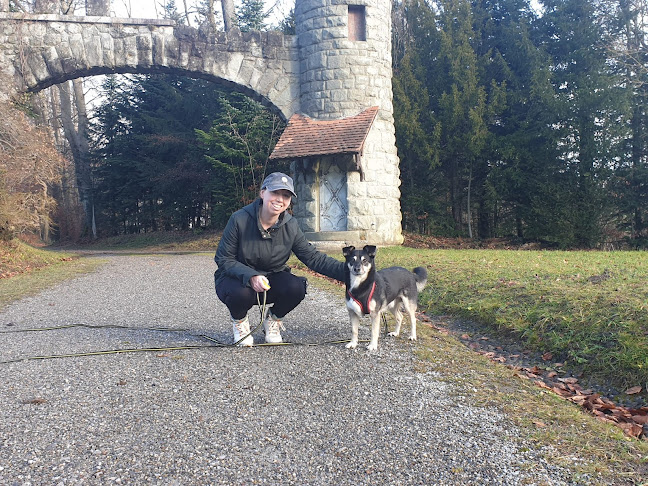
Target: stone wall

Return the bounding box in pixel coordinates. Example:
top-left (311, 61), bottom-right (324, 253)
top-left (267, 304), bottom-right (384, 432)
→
top-left (0, 13), bottom-right (300, 119)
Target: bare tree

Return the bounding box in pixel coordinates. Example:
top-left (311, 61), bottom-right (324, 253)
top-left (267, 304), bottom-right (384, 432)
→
top-left (57, 80), bottom-right (95, 238)
top-left (207, 0), bottom-right (216, 27)
top-left (221, 0), bottom-right (237, 31)
top-left (0, 100), bottom-right (65, 241)
top-left (182, 0), bottom-right (191, 25)
top-left (33, 0), bottom-right (60, 13)
top-left (86, 0), bottom-right (109, 15)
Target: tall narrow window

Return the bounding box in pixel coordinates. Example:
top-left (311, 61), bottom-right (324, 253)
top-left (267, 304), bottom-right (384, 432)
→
top-left (348, 5), bottom-right (366, 41)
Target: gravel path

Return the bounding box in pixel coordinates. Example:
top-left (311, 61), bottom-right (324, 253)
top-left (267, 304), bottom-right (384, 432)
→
top-left (0, 254), bottom-right (585, 485)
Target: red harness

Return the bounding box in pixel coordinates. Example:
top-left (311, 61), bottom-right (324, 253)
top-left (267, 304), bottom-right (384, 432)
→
top-left (347, 282), bottom-right (376, 315)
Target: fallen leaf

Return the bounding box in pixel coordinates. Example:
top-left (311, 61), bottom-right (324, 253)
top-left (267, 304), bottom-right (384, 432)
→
top-left (619, 422), bottom-right (643, 438)
top-left (22, 398), bottom-right (47, 405)
top-left (625, 385), bottom-right (642, 395)
top-left (559, 377), bottom-right (579, 384)
top-left (542, 352), bottom-right (553, 361)
top-left (533, 420), bottom-right (547, 427)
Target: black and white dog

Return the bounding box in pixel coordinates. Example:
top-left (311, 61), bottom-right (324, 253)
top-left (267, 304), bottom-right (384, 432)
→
top-left (343, 245), bottom-right (428, 351)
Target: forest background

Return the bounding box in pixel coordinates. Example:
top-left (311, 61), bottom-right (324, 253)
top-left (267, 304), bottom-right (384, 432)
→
top-left (1, 0), bottom-right (648, 250)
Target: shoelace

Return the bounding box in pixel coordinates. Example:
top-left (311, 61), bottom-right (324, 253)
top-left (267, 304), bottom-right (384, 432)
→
top-left (266, 317), bottom-right (285, 336)
top-left (235, 319), bottom-right (251, 336)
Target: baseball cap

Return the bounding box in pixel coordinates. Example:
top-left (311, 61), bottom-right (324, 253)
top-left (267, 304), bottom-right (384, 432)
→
top-left (261, 172), bottom-right (297, 198)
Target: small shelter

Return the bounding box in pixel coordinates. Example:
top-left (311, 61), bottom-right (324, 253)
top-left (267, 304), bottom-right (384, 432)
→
top-left (270, 107), bottom-right (378, 240)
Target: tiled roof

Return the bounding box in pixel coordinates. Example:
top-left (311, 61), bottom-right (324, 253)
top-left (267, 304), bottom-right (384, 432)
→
top-left (270, 107), bottom-right (379, 160)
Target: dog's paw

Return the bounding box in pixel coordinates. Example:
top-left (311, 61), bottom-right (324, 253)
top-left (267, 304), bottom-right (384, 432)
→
top-left (387, 331), bottom-right (399, 337)
top-left (408, 335), bottom-right (417, 341)
top-left (366, 342), bottom-right (378, 351)
top-left (346, 341), bottom-right (358, 349)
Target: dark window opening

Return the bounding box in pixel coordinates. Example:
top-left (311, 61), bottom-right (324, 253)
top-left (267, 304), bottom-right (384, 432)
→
top-left (348, 5), bottom-right (366, 41)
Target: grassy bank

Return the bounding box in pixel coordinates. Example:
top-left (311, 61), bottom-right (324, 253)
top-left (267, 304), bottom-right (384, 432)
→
top-left (0, 239), bottom-right (105, 308)
top-left (369, 246), bottom-right (648, 399)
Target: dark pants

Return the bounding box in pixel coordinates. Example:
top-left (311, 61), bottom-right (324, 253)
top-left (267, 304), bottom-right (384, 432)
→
top-left (215, 271), bottom-right (308, 320)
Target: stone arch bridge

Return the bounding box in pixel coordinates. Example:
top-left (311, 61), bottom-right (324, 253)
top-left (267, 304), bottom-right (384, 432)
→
top-left (0, 0), bottom-right (403, 246)
top-left (0, 13), bottom-right (299, 119)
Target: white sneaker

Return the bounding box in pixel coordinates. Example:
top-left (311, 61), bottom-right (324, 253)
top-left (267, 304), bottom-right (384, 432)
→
top-left (263, 312), bottom-right (285, 343)
top-left (232, 315), bottom-right (253, 346)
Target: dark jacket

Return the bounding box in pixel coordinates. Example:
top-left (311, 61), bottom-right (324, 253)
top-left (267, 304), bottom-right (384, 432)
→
top-left (214, 200), bottom-right (345, 287)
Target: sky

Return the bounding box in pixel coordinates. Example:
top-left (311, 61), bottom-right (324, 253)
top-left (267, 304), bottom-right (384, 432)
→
top-left (110, 0), bottom-right (291, 26)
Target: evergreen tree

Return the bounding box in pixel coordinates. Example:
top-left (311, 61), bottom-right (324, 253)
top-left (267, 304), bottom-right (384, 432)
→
top-left (609, 0), bottom-right (648, 246)
top-left (195, 93), bottom-right (287, 227)
top-left (537, 0), bottom-right (624, 247)
top-left (91, 75), bottom-right (226, 234)
top-left (392, 0), bottom-right (446, 234)
top-left (469, 0), bottom-right (562, 241)
top-left (237, 0), bottom-right (267, 31)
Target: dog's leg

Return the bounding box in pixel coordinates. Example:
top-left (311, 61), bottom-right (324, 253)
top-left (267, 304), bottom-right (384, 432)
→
top-left (367, 313), bottom-right (381, 351)
top-left (346, 310), bottom-right (361, 349)
top-left (387, 301), bottom-right (403, 338)
top-left (402, 299), bottom-right (418, 341)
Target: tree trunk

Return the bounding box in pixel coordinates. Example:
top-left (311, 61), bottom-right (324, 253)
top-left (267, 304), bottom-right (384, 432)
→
top-left (221, 0), bottom-right (237, 31)
top-left (40, 181), bottom-right (50, 243)
top-left (207, 0), bottom-right (216, 28)
top-left (58, 81), bottom-right (95, 238)
top-left (85, 0), bottom-right (109, 16)
top-left (466, 164), bottom-right (472, 239)
top-left (182, 0), bottom-right (191, 26)
top-left (72, 78), bottom-right (96, 238)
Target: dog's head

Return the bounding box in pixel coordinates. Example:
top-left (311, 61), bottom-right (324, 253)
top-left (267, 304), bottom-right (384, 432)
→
top-left (342, 245), bottom-right (376, 277)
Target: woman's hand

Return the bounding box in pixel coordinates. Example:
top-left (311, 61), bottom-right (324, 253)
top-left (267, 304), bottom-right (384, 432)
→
top-left (250, 275), bottom-right (271, 292)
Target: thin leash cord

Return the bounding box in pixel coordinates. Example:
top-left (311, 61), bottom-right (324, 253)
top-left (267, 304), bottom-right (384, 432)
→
top-left (231, 290), bottom-right (268, 346)
top-left (0, 290), bottom-right (370, 364)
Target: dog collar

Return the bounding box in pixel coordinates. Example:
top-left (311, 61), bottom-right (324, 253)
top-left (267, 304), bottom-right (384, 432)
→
top-left (347, 281), bottom-right (376, 315)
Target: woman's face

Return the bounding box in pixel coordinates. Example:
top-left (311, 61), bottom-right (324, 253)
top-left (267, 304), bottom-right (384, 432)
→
top-left (260, 189), bottom-right (292, 218)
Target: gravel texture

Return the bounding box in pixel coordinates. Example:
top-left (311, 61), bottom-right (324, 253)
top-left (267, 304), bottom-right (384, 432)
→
top-left (0, 254), bottom-right (588, 485)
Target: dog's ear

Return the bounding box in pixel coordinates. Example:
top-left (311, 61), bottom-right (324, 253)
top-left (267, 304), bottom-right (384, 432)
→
top-left (363, 245), bottom-right (377, 257)
top-left (342, 246), bottom-right (355, 256)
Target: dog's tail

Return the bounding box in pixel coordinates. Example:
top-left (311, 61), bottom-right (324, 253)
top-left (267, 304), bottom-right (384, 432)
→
top-left (412, 267), bottom-right (428, 292)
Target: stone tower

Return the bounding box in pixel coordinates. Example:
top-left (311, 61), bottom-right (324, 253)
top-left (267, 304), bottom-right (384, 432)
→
top-left (290, 0), bottom-right (403, 246)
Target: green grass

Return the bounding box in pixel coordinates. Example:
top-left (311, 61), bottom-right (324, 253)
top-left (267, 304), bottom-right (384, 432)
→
top-left (372, 247), bottom-right (648, 394)
top-left (0, 239), bottom-right (106, 308)
top-left (55, 230), bottom-right (220, 252)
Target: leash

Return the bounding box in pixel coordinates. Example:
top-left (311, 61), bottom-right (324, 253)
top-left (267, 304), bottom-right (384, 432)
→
top-left (0, 290), bottom-right (370, 364)
top-left (232, 290), bottom-right (268, 346)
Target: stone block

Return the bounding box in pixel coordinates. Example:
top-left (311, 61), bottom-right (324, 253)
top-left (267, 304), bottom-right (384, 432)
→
top-left (85, 36), bottom-right (102, 67)
top-left (69, 34), bottom-right (89, 70)
top-left (42, 45), bottom-right (63, 78)
top-left (151, 33), bottom-right (166, 67)
top-left (136, 34), bottom-right (152, 67)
